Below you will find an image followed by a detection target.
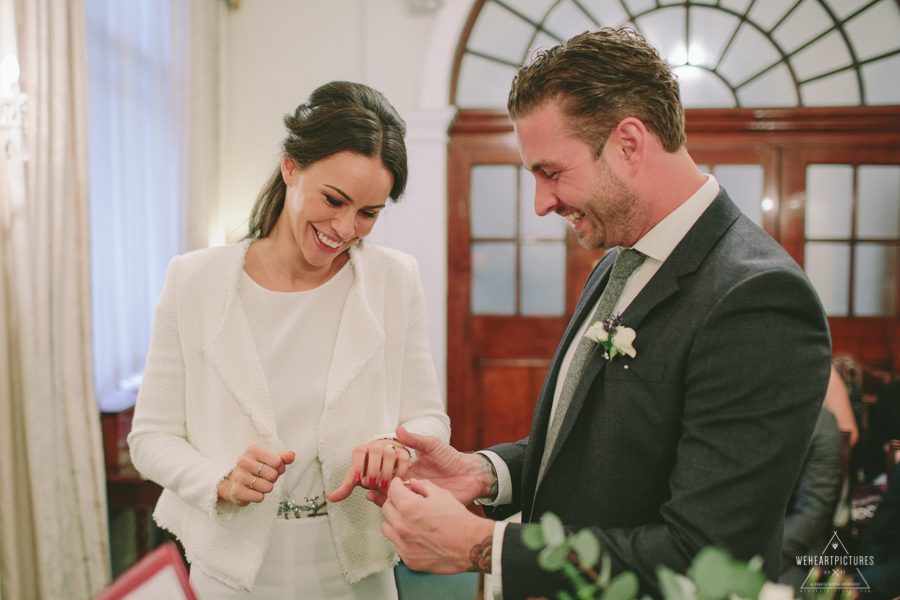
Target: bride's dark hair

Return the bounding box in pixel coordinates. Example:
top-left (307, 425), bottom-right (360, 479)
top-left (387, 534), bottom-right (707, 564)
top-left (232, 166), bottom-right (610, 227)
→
top-left (247, 81), bottom-right (408, 239)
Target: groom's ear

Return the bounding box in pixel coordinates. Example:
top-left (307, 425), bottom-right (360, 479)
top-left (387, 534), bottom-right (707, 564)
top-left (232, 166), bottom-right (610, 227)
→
top-left (606, 117), bottom-right (648, 176)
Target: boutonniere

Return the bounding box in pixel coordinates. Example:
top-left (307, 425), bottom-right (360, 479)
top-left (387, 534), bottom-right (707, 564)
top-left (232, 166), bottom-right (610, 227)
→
top-left (584, 315), bottom-right (636, 361)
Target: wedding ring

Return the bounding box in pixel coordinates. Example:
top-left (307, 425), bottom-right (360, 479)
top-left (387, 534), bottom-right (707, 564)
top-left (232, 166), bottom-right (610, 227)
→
top-left (250, 476), bottom-right (258, 490)
top-left (385, 444), bottom-right (396, 450)
top-left (256, 462), bottom-right (265, 477)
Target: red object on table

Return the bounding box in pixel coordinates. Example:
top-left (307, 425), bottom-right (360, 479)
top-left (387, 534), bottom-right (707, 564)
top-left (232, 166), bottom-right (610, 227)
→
top-left (93, 541), bottom-right (197, 600)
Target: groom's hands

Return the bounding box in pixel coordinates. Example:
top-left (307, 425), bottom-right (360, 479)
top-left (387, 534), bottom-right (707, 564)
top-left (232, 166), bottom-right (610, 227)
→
top-left (366, 426), bottom-right (497, 506)
top-left (379, 478), bottom-right (495, 574)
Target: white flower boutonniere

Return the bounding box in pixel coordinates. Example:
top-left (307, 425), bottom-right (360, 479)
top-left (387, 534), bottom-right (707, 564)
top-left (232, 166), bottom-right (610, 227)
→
top-left (584, 315), bottom-right (636, 361)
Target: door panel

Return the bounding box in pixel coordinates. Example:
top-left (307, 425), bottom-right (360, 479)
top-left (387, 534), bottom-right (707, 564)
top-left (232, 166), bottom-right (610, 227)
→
top-left (447, 117), bottom-right (603, 451)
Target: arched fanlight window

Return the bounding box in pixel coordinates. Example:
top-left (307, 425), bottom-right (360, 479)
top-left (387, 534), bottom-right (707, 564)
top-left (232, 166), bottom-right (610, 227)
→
top-left (453, 0), bottom-right (900, 108)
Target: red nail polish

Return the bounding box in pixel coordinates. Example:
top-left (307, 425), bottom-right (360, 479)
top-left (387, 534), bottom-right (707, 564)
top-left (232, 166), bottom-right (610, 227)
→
top-left (368, 477), bottom-right (376, 487)
top-left (353, 471), bottom-right (361, 483)
top-left (380, 479), bottom-right (389, 489)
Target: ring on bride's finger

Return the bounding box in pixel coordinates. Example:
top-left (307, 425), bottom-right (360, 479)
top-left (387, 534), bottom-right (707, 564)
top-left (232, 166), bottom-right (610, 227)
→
top-left (385, 444), bottom-right (396, 450)
top-left (250, 476), bottom-right (258, 490)
top-left (256, 461), bottom-right (265, 477)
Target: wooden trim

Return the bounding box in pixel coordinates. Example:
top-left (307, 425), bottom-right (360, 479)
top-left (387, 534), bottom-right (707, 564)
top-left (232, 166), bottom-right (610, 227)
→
top-left (683, 106), bottom-right (900, 134)
top-left (449, 106), bottom-right (900, 139)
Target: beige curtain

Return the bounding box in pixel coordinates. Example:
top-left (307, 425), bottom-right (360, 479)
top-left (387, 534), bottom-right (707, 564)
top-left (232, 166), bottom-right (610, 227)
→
top-left (180, 0), bottom-right (226, 252)
top-left (0, 0), bottom-right (111, 598)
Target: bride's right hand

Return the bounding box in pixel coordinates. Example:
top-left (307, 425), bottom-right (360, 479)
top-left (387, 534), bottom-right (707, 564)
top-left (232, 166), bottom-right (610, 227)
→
top-left (217, 446), bottom-right (296, 507)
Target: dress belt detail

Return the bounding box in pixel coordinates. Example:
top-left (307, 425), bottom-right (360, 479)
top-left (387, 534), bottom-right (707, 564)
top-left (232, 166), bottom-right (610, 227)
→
top-left (277, 496), bottom-right (328, 519)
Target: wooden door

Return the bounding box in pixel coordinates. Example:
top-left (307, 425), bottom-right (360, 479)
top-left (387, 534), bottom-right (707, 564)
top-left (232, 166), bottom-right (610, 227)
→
top-left (447, 112), bottom-right (603, 451)
top-left (447, 108), bottom-right (900, 452)
top-left (782, 145), bottom-right (900, 365)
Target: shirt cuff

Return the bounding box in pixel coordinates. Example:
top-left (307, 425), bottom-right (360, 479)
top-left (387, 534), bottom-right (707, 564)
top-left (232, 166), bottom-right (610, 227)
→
top-left (490, 520), bottom-right (508, 600)
top-left (473, 451), bottom-right (512, 506)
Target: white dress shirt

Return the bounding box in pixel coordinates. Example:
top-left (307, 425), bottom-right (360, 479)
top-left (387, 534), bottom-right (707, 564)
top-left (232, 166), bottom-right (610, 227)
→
top-left (481, 174), bottom-right (720, 599)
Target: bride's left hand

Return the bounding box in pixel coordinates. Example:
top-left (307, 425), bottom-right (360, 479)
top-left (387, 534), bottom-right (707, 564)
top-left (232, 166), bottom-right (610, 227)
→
top-left (327, 438), bottom-right (411, 502)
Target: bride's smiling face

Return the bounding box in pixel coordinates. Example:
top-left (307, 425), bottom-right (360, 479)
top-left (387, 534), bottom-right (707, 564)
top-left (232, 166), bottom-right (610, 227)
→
top-left (277, 150), bottom-right (394, 271)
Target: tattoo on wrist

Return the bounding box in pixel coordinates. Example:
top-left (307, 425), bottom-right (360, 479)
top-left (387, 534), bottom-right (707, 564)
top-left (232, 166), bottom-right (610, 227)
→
top-left (478, 454), bottom-right (499, 499)
top-left (468, 535), bottom-right (493, 574)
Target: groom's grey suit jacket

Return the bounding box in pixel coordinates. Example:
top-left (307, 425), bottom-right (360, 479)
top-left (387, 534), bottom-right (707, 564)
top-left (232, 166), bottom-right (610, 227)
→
top-left (483, 189), bottom-right (832, 599)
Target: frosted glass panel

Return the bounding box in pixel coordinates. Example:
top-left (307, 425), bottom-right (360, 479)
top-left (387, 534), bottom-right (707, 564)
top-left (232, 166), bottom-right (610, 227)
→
top-left (457, 54), bottom-right (519, 108)
top-left (622, 0), bottom-right (655, 14)
top-left (636, 8), bottom-right (687, 65)
top-left (845, 1), bottom-right (900, 62)
top-left (806, 165), bottom-right (853, 238)
top-left (855, 243), bottom-right (899, 316)
top-left (748, 0), bottom-right (794, 30)
top-left (525, 32), bottom-right (560, 66)
top-left (506, 0), bottom-right (560, 23)
top-left (791, 31), bottom-right (853, 81)
top-left (468, 2), bottom-right (535, 65)
top-left (801, 70), bottom-right (860, 106)
top-left (858, 166), bottom-right (900, 238)
top-left (521, 242), bottom-right (567, 315)
top-left (718, 23), bottom-right (781, 86)
top-left (863, 54), bottom-right (900, 105)
top-left (471, 165), bottom-right (517, 238)
top-left (543, 1), bottom-right (596, 40)
top-left (825, 0), bottom-right (872, 20)
top-left (472, 242), bottom-right (516, 314)
top-left (687, 8), bottom-right (741, 69)
top-left (714, 165), bottom-right (764, 227)
top-left (805, 242), bottom-right (850, 316)
top-left (720, 0), bottom-right (752, 11)
top-left (772, 0), bottom-right (833, 55)
top-left (579, 0), bottom-right (629, 27)
top-left (737, 64), bottom-right (798, 107)
top-left (520, 168), bottom-right (566, 238)
top-left (675, 66), bottom-right (736, 108)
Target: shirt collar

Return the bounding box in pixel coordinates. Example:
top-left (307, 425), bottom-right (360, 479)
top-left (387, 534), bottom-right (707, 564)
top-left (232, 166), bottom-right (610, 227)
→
top-left (631, 174), bottom-right (719, 263)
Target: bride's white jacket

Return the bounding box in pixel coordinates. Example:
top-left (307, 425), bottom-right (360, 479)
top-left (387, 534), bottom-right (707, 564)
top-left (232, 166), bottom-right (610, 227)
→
top-left (128, 239), bottom-right (450, 591)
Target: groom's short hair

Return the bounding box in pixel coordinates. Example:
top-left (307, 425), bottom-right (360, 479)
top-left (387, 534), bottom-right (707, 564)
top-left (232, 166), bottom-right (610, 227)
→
top-left (507, 28), bottom-right (686, 156)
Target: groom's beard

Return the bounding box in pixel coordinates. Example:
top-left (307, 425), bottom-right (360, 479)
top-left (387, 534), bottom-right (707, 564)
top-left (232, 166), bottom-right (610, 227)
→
top-left (574, 154), bottom-right (643, 251)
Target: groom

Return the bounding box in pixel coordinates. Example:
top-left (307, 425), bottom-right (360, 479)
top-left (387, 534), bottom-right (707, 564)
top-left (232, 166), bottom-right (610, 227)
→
top-left (371, 28), bottom-right (831, 599)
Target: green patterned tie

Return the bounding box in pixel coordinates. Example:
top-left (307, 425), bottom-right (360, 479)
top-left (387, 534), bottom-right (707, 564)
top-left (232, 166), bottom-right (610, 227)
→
top-left (535, 248), bottom-right (646, 490)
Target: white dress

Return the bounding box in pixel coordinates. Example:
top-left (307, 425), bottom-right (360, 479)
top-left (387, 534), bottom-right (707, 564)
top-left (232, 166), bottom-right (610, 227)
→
top-left (189, 264), bottom-right (398, 600)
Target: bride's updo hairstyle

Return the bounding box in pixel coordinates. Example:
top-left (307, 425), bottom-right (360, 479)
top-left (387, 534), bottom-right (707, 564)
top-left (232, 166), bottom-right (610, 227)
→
top-left (248, 81), bottom-right (408, 239)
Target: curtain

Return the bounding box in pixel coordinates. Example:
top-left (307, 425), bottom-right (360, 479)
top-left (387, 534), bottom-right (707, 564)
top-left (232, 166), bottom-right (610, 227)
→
top-left (87, 0), bottom-right (224, 404)
top-left (0, 0), bottom-right (111, 598)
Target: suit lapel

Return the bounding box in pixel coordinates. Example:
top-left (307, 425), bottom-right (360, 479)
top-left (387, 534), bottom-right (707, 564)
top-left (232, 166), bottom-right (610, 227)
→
top-left (203, 240), bottom-right (280, 445)
top-left (324, 245), bottom-right (385, 409)
top-left (529, 190), bottom-right (742, 510)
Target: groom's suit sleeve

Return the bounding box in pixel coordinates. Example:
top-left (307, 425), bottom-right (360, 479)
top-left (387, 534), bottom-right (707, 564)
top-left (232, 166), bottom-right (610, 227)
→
top-left (490, 265), bottom-right (831, 599)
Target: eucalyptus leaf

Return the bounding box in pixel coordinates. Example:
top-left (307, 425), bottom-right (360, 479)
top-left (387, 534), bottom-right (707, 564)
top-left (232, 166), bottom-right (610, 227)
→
top-left (747, 556), bottom-right (764, 572)
top-left (541, 512), bottom-right (566, 546)
top-left (538, 544), bottom-right (569, 571)
top-left (728, 566), bottom-right (766, 600)
top-left (600, 554), bottom-right (612, 587)
top-left (691, 547), bottom-right (734, 600)
top-left (571, 529), bottom-right (601, 569)
top-left (657, 566), bottom-right (688, 600)
top-left (559, 591), bottom-right (576, 600)
top-left (600, 571), bottom-right (639, 600)
top-left (522, 523), bottom-right (546, 551)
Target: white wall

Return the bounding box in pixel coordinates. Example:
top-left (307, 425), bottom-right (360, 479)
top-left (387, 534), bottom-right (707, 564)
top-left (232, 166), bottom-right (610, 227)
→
top-left (218, 0), bottom-right (474, 400)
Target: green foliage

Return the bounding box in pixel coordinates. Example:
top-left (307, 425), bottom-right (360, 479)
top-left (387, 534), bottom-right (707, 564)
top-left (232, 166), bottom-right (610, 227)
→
top-left (689, 547), bottom-right (766, 600)
top-left (522, 512), bottom-right (783, 600)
